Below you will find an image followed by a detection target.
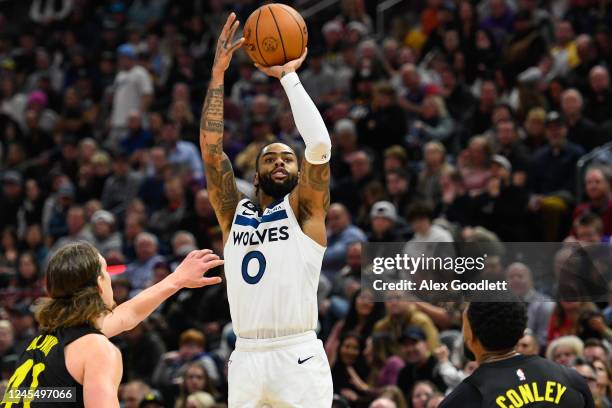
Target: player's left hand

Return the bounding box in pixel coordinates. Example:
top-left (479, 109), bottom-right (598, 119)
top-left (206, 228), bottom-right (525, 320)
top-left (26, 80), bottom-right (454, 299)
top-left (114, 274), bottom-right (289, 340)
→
top-left (172, 249), bottom-right (224, 288)
top-left (254, 48), bottom-right (308, 79)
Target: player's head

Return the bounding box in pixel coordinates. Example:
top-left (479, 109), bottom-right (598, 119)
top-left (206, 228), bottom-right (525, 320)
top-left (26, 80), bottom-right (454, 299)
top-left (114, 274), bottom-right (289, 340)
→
top-left (254, 142), bottom-right (299, 199)
top-left (36, 241), bottom-right (114, 331)
top-left (463, 297), bottom-right (527, 359)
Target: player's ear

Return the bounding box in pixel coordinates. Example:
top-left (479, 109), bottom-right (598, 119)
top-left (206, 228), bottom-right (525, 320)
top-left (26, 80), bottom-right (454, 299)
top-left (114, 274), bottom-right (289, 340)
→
top-left (253, 172), bottom-right (259, 187)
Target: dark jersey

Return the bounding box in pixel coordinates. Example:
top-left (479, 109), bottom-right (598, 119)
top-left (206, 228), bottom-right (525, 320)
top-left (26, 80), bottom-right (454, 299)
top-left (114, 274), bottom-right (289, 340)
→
top-left (1, 325), bottom-right (102, 408)
top-left (440, 354), bottom-right (595, 408)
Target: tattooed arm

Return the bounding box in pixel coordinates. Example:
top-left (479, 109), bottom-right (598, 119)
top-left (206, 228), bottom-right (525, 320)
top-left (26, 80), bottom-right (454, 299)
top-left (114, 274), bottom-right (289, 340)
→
top-left (200, 13), bottom-right (244, 239)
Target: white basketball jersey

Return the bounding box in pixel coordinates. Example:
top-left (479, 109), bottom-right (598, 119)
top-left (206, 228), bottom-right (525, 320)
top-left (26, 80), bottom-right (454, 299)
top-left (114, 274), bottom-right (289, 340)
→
top-left (223, 194), bottom-right (325, 339)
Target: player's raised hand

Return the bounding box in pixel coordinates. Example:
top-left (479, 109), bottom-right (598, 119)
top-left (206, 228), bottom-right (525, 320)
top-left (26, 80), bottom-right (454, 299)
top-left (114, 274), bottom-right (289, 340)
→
top-left (173, 249), bottom-right (224, 288)
top-left (212, 12), bottom-right (245, 75)
top-left (254, 47), bottom-right (308, 79)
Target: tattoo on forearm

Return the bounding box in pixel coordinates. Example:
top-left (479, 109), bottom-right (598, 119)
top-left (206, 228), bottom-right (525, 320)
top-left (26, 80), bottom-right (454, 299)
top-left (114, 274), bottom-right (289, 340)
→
top-left (205, 155), bottom-right (239, 215)
top-left (206, 138), bottom-right (222, 156)
top-left (301, 163), bottom-right (330, 191)
top-left (200, 85), bottom-right (224, 133)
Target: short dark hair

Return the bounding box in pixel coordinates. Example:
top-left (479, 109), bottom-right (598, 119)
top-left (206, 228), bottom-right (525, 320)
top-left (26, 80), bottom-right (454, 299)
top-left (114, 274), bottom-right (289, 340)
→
top-left (575, 212), bottom-right (603, 234)
top-left (407, 201), bottom-right (434, 222)
top-left (255, 142), bottom-right (298, 172)
top-left (467, 299), bottom-right (527, 351)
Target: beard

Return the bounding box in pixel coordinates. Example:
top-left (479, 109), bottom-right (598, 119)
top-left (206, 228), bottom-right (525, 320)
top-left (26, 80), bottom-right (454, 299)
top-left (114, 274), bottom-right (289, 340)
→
top-left (258, 171), bottom-right (298, 199)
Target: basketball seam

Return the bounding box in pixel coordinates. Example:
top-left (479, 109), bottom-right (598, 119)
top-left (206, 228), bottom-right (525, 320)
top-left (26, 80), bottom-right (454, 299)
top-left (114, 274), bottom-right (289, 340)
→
top-left (277, 5), bottom-right (304, 53)
top-left (255, 8), bottom-right (269, 66)
top-left (268, 5), bottom-right (287, 64)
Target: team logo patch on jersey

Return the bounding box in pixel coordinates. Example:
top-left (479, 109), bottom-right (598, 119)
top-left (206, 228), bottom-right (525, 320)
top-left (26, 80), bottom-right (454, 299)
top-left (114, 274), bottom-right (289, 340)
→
top-left (516, 368), bottom-right (526, 381)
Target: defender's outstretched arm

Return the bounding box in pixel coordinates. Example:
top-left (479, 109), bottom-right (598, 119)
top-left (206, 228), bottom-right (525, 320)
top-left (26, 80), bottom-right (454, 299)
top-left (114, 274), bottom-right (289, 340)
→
top-left (255, 50), bottom-right (332, 246)
top-left (200, 13), bottom-right (245, 236)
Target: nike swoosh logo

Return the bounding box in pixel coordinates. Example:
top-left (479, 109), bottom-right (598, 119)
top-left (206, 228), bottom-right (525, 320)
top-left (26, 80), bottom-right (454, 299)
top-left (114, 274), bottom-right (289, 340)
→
top-left (298, 356), bottom-right (314, 364)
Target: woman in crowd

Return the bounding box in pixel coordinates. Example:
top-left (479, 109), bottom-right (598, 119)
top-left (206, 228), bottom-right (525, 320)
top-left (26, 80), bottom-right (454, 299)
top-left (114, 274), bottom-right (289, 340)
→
top-left (326, 289), bottom-right (385, 366)
top-left (175, 361), bottom-right (219, 408)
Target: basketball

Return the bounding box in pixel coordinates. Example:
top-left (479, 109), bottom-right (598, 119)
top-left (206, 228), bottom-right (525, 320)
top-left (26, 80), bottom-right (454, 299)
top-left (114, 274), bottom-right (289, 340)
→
top-left (243, 3), bottom-right (308, 67)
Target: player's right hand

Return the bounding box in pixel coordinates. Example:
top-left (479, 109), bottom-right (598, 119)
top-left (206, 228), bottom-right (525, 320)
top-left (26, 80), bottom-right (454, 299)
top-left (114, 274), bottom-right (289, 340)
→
top-left (173, 249), bottom-right (224, 288)
top-left (212, 12), bottom-right (245, 75)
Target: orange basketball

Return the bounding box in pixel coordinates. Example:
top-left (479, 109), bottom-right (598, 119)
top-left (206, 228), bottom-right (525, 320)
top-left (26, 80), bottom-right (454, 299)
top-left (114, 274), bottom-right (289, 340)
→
top-left (243, 3), bottom-right (308, 67)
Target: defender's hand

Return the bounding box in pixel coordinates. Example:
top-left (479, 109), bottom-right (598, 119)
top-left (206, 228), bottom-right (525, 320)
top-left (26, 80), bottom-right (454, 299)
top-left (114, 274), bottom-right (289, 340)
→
top-left (254, 48), bottom-right (308, 79)
top-left (172, 249), bottom-right (224, 288)
top-left (212, 13), bottom-right (245, 75)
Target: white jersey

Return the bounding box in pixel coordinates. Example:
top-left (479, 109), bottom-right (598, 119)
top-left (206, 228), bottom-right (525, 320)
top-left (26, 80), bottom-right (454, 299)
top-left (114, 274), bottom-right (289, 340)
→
top-left (223, 194), bottom-right (325, 339)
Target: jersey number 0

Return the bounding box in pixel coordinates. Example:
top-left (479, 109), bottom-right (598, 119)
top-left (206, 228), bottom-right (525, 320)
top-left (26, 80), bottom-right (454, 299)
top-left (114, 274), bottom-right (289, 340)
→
top-left (242, 250), bottom-right (267, 284)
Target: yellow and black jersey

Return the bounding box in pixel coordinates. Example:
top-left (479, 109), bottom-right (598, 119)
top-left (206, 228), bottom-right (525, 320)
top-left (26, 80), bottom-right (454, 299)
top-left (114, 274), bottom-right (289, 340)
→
top-left (1, 325), bottom-right (101, 408)
top-left (440, 354), bottom-right (595, 408)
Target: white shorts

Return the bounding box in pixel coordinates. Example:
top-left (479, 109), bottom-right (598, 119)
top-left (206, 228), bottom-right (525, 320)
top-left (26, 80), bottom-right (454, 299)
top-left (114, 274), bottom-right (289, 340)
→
top-left (228, 331), bottom-right (333, 408)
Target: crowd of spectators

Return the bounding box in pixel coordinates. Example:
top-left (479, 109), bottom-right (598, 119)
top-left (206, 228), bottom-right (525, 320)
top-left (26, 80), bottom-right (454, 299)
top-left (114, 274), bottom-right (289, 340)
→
top-left (0, 0), bottom-right (612, 407)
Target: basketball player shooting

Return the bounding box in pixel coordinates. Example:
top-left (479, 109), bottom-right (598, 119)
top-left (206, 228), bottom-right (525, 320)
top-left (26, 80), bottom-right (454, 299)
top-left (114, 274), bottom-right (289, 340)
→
top-left (200, 13), bottom-right (333, 408)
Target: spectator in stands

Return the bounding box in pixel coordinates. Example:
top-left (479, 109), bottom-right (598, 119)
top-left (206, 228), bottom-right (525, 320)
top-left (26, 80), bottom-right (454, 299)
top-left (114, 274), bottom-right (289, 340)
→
top-left (161, 121), bottom-right (204, 185)
top-left (173, 361), bottom-right (220, 408)
top-left (124, 232), bottom-right (164, 295)
top-left (516, 330), bottom-right (540, 356)
top-left (464, 80), bottom-right (498, 137)
top-left (323, 203), bottom-right (367, 279)
top-left (331, 332), bottom-right (370, 406)
top-left (505, 263), bottom-right (554, 346)
top-left (410, 96), bottom-right (454, 146)
top-left (546, 335), bottom-right (584, 366)
top-left (326, 289), bottom-right (385, 366)
top-left (410, 381), bottom-right (441, 408)
top-left (301, 48), bottom-right (337, 105)
top-left (0, 171), bottom-right (24, 231)
top-left (457, 136), bottom-right (493, 195)
top-left (109, 44), bottom-right (153, 147)
top-left (573, 166), bottom-right (612, 237)
top-left (332, 150), bottom-right (376, 217)
top-left (48, 205), bottom-right (90, 253)
top-left (572, 212), bottom-right (606, 244)
top-left (523, 107), bottom-right (548, 153)
top-left (0, 319), bottom-right (16, 368)
top-left (585, 66), bottom-right (612, 125)
top-left (7, 301), bottom-right (36, 354)
top-left (150, 177), bottom-right (190, 245)
top-left (138, 146), bottom-right (169, 214)
top-left (121, 380), bottom-right (151, 408)
top-left (121, 110), bottom-right (154, 155)
top-left (101, 150), bottom-right (143, 221)
top-left (572, 358), bottom-right (607, 406)
top-left (417, 142), bottom-right (452, 206)
top-left (154, 329), bottom-right (221, 392)
top-left (560, 88), bottom-right (600, 152)
top-left (582, 339), bottom-right (609, 364)
top-left (407, 202), bottom-right (453, 242)
top-left (179, 190), bottom-right (216, 250)
top-left (362, 332), bottom-right (405, 388)
top-left (357, 82), bottom-right (407, 154)
top-left (396, 327), bottom-right (446, 400)
top-left (368, 201), bottom-right (413, 242)
top-left (385, 169), bottom-right (415, 220)
top-left (529, 111), bottom-right (585, 240)
top-left (90, 209), bottom-right (123, 256)
top-left (492, 119), bottom-right (530, 173)
top-left (331, 119), bottom-right (361, 181)
top-left (120, 320), bottom-right (166, 384)
top-left (374, 293), bottom-right (439, 351)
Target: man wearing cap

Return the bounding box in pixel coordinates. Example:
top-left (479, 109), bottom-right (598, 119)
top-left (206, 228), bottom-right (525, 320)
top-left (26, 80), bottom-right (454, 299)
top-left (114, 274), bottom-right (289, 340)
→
top-left (396, 326), bottom-right (447, 400)
top-left (528, 111), bottom-right (585, 241)
top-left (90, 209), bottom-right (123, 257)
top-left (368, 201), bottom-right (413, 242)
top-left (109, 43), bottom-right (153, 148)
